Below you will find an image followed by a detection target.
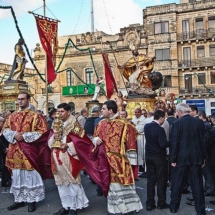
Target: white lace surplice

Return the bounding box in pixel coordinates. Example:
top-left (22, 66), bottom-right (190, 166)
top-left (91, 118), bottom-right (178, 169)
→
top-left (3, 129), bottom-right (44, 203)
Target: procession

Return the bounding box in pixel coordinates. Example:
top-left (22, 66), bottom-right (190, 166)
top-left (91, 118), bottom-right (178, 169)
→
top-left (1, 0), bottom-right (215, 215)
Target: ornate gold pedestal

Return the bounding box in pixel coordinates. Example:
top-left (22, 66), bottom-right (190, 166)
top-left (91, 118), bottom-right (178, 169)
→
top-left (0, 80), bottom-right (32, 112)
top-left (126, 97), bottom-right (157, 119)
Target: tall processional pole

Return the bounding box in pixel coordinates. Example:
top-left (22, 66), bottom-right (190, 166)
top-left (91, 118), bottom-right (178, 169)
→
top-left (43, 0), bottom-right (48, 115)
top-left (91, 0), bottom-right (94, 33)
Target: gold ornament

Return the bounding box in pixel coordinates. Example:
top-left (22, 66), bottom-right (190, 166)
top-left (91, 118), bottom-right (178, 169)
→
top-left (51, 112), bottom-right (63, 148)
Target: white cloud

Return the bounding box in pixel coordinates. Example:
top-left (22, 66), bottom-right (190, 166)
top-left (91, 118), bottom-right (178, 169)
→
top-left (94, 0), bottom-right (142, 35)
top-left (0, 0), bottom-right (55, 18)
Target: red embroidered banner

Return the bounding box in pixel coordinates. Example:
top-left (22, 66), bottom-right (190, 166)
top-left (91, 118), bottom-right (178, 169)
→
top-left (34, 14), bottom-right (58, 84)
top-left (102, 53), bottom-right (118, 99)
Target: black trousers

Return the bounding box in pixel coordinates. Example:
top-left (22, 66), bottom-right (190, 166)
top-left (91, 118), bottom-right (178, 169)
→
top-left (202, 156), bottom-right (214, 194)
top-left (0, 151), bottom-right (11, 187)
top-left (170, 165), bottom-right (205, 214)
top-left (146, 154), bottom-right (168, 207)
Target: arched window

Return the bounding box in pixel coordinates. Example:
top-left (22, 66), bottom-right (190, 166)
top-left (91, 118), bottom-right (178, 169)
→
top-left (69, 102), bottom-right (75, 115)
top-left (48, 102), bottom-right (55, 112)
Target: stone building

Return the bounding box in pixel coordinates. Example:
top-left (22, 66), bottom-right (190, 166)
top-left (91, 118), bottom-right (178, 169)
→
top-left (2, 0), bottom-right (215, 115)
top-left (143, 0), bottom-right (215, 114)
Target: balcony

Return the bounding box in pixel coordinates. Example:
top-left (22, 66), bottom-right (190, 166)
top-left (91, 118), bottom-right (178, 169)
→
top-left (177, 28), bottom-right (215, 41)
top-left (179, 86), bottom-right (215, 95)
top-left (178, 57), bottom-right (215, 69)
top-left (42, 86), bottom-right (54, 94)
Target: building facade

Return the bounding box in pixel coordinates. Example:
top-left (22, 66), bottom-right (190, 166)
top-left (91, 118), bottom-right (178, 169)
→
top-left (1, 0), bottom-right (215, 115)
top-left (143, 0), bottom-right (215, 114)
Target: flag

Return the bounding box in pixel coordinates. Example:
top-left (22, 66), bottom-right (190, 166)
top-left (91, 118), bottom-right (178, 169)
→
top-left (33, 14), bottom-right (58, 84)
top-left (102, 53), bottom-right (118, 99)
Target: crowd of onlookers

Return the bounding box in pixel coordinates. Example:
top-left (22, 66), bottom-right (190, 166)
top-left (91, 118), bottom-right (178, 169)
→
top-left (0, 102), bottom-right (215, 214)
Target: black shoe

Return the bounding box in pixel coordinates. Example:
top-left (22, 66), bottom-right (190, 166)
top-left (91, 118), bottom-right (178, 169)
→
top-left (7, 202), bottom-right (25, 210)
top-left (139, 172), bottom-right (147, 178)
top-left (146, 205), bottom-right (156, 211)
top-left (182, 189), bottom-right (191, 194)
top-left (28, 202), bottom-right (36, 212)
top-left (186, 197), bottom-right (193, 201)
top-left (157, 203), bottom-right (170, 209)
top-left (68, 209), bottom-right (77, 215)
top-left (170, 209), bottom-right (177, 213)
top-left (210, 201), bottom-right (215, 205)
top-left (186, 200), bottom-right (195, 206)
top-left (53, 208), bottom-right (69, 215)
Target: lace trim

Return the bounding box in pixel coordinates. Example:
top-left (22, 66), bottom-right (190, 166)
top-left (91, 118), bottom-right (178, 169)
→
top-left (11, 185), bottom-right (45, 203)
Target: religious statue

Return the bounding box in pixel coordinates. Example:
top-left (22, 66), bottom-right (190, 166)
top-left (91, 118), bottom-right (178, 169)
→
top-left (91, 77), bottom-right (104, 102)
top-left (118, 48), bottom-right (163, 97)
top-left (7, 38), bottom-right (28, 81)
top-left (166, 93), bottom-right (176, 111)
top-left (116, 91), bottom-right (127, 112)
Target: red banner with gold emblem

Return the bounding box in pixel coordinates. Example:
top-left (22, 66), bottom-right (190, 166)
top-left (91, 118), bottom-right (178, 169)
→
top-left (34, 14), bottom-right (58, 84)
top-left (102, 53), bottom-right (118, 99)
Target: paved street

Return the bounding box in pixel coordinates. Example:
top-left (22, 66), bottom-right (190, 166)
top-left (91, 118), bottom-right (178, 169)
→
top-left (0, 174), bottom-right (215, 215)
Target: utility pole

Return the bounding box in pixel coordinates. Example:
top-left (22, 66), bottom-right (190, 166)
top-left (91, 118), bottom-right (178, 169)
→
top-left (43, 0), bottom-right (48, 115)
top-left (91, 0), bottom-right (94, 32)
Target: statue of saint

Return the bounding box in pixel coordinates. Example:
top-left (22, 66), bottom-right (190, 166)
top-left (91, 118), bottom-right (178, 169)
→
top-left (116, 91), bottom-right (125, 112)
top-left (118, 48), bottom-right (155, 93)
top-left (7, 38), bottom-right (28, 81)
top-left (91, 77), bottom-right (104, 101)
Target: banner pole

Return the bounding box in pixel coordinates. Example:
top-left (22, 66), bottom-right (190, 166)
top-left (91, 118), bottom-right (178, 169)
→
top-left (43, 0), bottom-right (48, 115)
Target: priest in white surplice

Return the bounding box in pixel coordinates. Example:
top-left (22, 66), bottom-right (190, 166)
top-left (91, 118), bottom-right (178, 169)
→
top-left (49, 103), bottom-right (89, 215)
top-left (132, 108), bottom-right (146, 173)
top-left (3, 92), bottom-right (47, 212)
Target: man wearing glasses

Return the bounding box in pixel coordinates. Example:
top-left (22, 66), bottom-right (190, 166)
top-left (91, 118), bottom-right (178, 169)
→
top-left (3, 92), bottom-right (47, 213)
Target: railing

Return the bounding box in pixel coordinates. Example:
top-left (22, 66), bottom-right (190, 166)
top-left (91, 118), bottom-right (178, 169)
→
top-left (42, 87), bottom-right (53, 94)
top-left (178, 57), bottom-right (215, 68)
top-left (177, 28), bottom-right (215, 41)
top-left (179, 86), bottom-right (215, 94)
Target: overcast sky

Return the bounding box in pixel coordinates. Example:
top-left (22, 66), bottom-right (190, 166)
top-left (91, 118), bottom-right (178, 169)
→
top-left (0, 0), bottom-right (179, 66)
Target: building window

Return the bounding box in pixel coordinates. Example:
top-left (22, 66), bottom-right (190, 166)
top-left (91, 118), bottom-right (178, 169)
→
top-left (211, 73), bottom-right (215, 84)
top-left (163, 75), bottom-right (172, 87)
top-left (209, 16), bottom-right (215, 29)
top-left (197, 46), bottom-right (205, 58)
top-left (68, 102), bottom-right (75, 115)
top-left (67, 70), bottom-right (74, 86)
top-left (196, 18), bottom-right (203, 30)
top-left (210, 45), bottom-right (215, 56)
top-left (183, 47), bottom-right (191, 67)
top-left (182, 20), bottom-right (190, 39)
top-left (211, 102), bottom-right (215, 107)
top-left (85, 68), bottom-right (94, 84)
top-left (154, 22), bottom-right (169, 34)
top-left (155, 49), bottom-right (170, 61)
top-left (197, 73), bottom-right (206, 85)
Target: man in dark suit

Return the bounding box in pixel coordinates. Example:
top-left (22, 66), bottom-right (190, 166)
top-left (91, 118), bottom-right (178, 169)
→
top-left (170, 103), bottom-right (206, 215)
top-left (144, 110), bottom-right (169, 211)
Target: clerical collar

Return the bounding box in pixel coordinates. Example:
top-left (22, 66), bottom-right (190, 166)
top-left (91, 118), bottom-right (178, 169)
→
top-left (19, 104), bottom-right (31, 111)
top-left (109, 113), bottom-right (119, 120)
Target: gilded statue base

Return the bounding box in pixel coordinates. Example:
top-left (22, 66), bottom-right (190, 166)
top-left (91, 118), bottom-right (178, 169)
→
top-left (0, 81), bottom-right (32, 112)
top-left (126, 97), bottom-right (157, 119)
